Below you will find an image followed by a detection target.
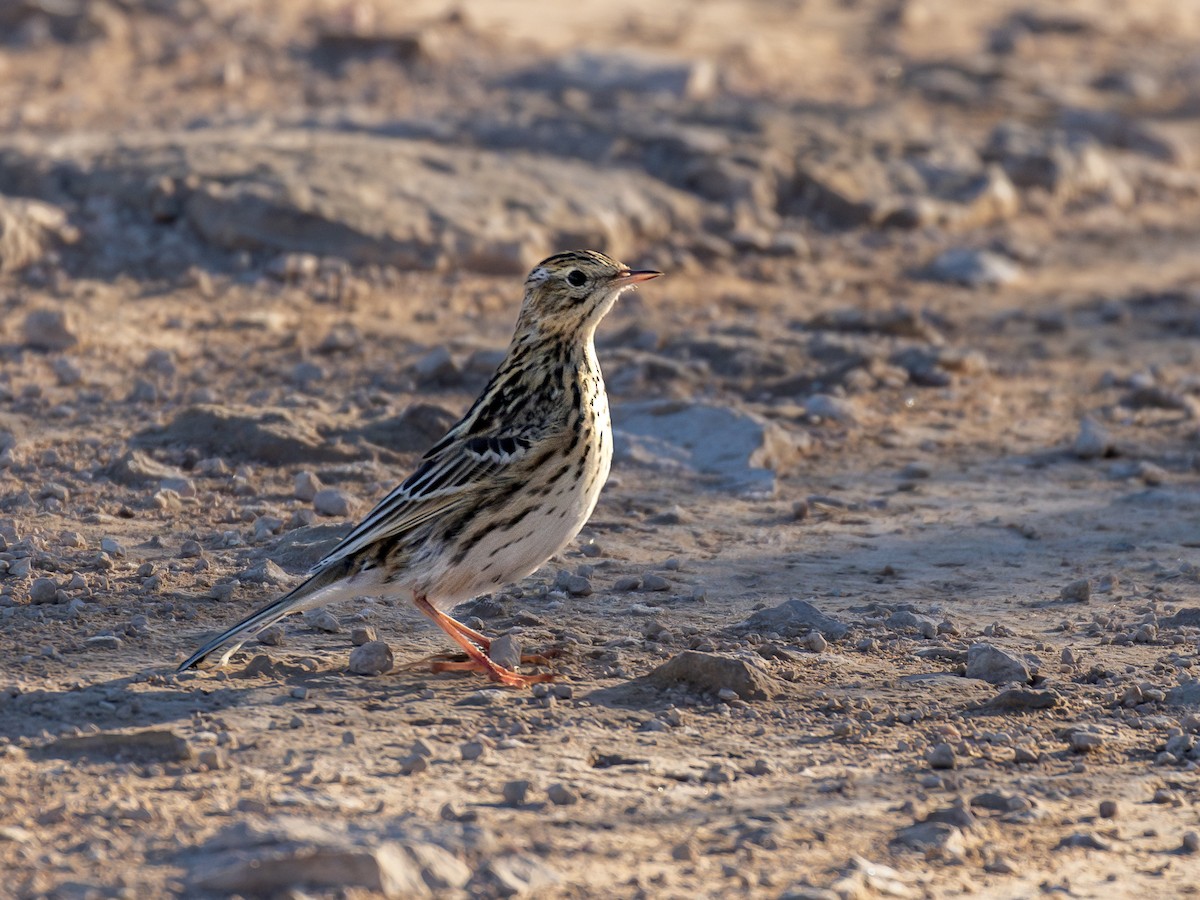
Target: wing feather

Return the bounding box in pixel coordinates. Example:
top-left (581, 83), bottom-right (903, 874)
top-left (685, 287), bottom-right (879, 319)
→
top-left (310, 426), bottom-right (539, 572)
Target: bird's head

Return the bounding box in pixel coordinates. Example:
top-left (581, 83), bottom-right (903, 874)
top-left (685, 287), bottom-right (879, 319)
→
top-left (516, 249), bottom-right (661, 339)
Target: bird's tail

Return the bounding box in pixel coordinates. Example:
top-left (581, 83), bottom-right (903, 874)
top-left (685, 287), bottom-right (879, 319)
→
top-left (177, 559), bottom-right (354, 672)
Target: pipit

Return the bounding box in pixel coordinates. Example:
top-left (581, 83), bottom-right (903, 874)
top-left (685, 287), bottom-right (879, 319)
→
top-left (178, 250), bottom-right (661, 687)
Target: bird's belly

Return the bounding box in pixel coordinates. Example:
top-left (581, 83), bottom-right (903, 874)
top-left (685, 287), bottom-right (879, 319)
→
top-left (425, 437), bottom-right (611, 609)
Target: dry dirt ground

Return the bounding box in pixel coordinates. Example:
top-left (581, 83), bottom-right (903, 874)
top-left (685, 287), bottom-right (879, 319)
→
top-left (3, 1), bottom-right (1200, 897)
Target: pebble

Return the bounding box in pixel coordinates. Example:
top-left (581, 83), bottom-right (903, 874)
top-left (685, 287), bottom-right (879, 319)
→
top-left (461, 740), bottom-right (489, 761)
top-left (347, 640), bottom-right (393, 675)
top-left (1099, 800), bottom-right (1118, 819)
top-left (1073, 416), bottom-right (1113, 459)
top-left (179, 540), bottom-right (204, 559)
top-left (398, 754), bottom-right (428, 775)
top-left (612, 575), bottom-right (641, 591)
top-left (312, 488), bottom-right (354, 517)
top-left (1013, 746), bottom-right (1040, 764)
top-left (547, 783), bottom-right (579, 806)
top-left (641, 573), bottom-right (671, 592)
top-left (966, 643), bottom-right (1031, 685)
top-left (926, 743), bottom-right (957, 770)
top-left (1069, 731), bottom-right (1104, 753)
top-left (293, 471), bottom-right (323, 502)
top-left (803, 393), bottom-right (860, 425)
top-left (350, 625), bottom-right (377, 646)
top-left (801, 632), bottom-right (828, 652)
top-left (1060, 578), bottom-right (1091, 603)
top-left (489, 634), bottom-right (522, 671)
top-left (306, 609), bottom-right (341, 633)
top-left (238, 560), bottom-right (289, 586)
top-left (28, 578), bottom-right (60, 604)
top-left (927, 247), bottom-right (1021, 287)
top-left (555, 572), bottom-right (592, 596)
top-left (1152, 788), bottom-right (1177, 805)
top-left (502, 779), bottom-right (531, 807)
top-left (1183, 832), bottom-right (1199, 854)
top-left (23, 309), bottom-right (78, 351)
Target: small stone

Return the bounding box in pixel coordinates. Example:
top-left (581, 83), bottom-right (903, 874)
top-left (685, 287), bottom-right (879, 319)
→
top-left (1182, 832), bottom-right (1199, 854)
top-left (1152, 788), bottom-right (1177, 805)
top-left (717, 688), bottom-right (740, 703)
top-left (28, 578), bottom-right (60, 604)
top-left (801, 632), bottom-right (828, 653)
top-left (1013, 746), bottom-right (1040, 764)
top-left (927, 248), bottom-right (1021, 287)
top-left (671, 841), bottom-right (697, 862)
top-left (927, 742), bottom-right (957, 770)
top-left (547, 783), bottom-right (579, 806)
top-left (966, 643), bottom-right (1031, 685)
top-left (489, 634), bottom-right (522, 671)
top-left (238, 560), bottom-right (290, 586)
top-left (804, 393), bottom-right (860, 425)
top-left (555, 572), bottom-right (592, 596)
top-left (179, 540), bottom-right (204, 559)
top-left (293, 471), bottom-right (323, 502)
top-left (460, 740), bottom-right (489, 761)
top-left (398, 754), bottom-right (428, 775)
top-left (413, 346), bottom-right (459, 385)
top-left (612, 575), bottom-right (641, 591)
top-left (1060, 578), bottom-right (1091, 603)
top-left (1099, 800), bottom-right (1118, 819)
top-left (551, 684), bottom-right (573, 700)
top-left (1069, 731), bottom-right (1104, 753)
top-left (502, 779), bottom-right (531, 807)
top-left (1057, 832), bottom-right (1110, 851)
top-left (306, 609), bottom-right (341, 633)
top-left (641, 573), bottom-right (671, 591)
top-left (23, 309), bottom-right (78, 351)
top-left (348, 640), bottom-right (394, 676)
top-left (312, 488), bottom-right (354, 517)
top-left (1072, 416), bottom-right (1113, 459)
top-left (350, 625), bottom-right (377, 646)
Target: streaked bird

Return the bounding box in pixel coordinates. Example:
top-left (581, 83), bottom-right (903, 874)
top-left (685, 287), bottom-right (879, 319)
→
top-left (177, 250), bottom-right (661, 687)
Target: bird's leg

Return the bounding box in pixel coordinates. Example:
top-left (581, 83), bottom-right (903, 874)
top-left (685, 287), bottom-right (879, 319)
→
top-left (426, 602), bottom-right (555, 666)
top-left (413, 594), bottom-right (552, 687)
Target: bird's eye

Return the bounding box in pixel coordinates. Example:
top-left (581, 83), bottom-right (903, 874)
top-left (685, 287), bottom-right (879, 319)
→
top-left (566, 270), bottom-right (586, 287)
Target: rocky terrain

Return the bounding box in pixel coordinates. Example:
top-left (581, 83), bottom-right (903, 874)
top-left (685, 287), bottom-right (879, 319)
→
top-left (2, 0), bottom-right (1200, 897)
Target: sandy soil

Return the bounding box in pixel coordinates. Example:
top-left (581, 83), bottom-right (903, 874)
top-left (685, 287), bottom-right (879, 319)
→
top-left (2, 1), bottom-right (1200, 897)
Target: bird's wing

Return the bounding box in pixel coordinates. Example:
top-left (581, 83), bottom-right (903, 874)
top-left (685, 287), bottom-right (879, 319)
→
top-left (310, 427), bottom-right (545, 572)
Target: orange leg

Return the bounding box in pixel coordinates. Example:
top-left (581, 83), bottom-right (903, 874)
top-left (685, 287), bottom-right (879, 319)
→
top-left (413, 594), bottom-right (553, 688)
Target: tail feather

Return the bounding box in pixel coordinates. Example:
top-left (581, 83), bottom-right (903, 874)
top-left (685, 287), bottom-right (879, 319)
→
top-left (177, 560), bottom-right (354, 672)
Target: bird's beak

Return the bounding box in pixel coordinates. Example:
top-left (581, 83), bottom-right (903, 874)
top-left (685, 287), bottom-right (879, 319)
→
top-left (612, 269), bottom-right (663, 287)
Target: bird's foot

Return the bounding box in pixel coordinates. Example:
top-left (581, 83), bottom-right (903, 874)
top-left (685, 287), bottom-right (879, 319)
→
top-left (429, 655), bottom-right (554, 687)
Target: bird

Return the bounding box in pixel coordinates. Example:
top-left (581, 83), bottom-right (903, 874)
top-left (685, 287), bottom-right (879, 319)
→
top-left (177, 250), bottom-right (661, 687)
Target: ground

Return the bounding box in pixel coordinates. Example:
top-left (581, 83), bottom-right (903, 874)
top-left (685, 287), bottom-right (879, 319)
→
top-left (2, 1), bottom-right (1200, 897)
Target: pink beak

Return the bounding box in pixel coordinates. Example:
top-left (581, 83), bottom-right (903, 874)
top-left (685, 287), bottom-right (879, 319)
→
top-left (612, 269), bottom-right (663, 287)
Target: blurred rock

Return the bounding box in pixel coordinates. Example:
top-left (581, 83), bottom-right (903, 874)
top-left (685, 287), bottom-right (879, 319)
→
top-left (732, 598), bottom-right (849, 641)
top-left (925, 248), bottom-right (1021, 287)
top-left (983, 123), bottom-right (1133, 206)
top-left (614, 401), bottom-right (807, 496)
top-left (509, 50), bottom-right (716, 101)
top-left (22, 309), bottom-right (78, 351)
top-left (966, 643), bottom-right (1031, 685)
top-left (644, 650), bottom-right (782, 701)
top-left (352, 403), bottom-right (457, 454)
top-left (0, 195), bottom-right (78, 272)
top-left (136, 405), bottom-right (358, 464)
top-left (1073, 416), bottom-right (1114, 459)
top-left (0, 129), bottom-right (699, 273)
